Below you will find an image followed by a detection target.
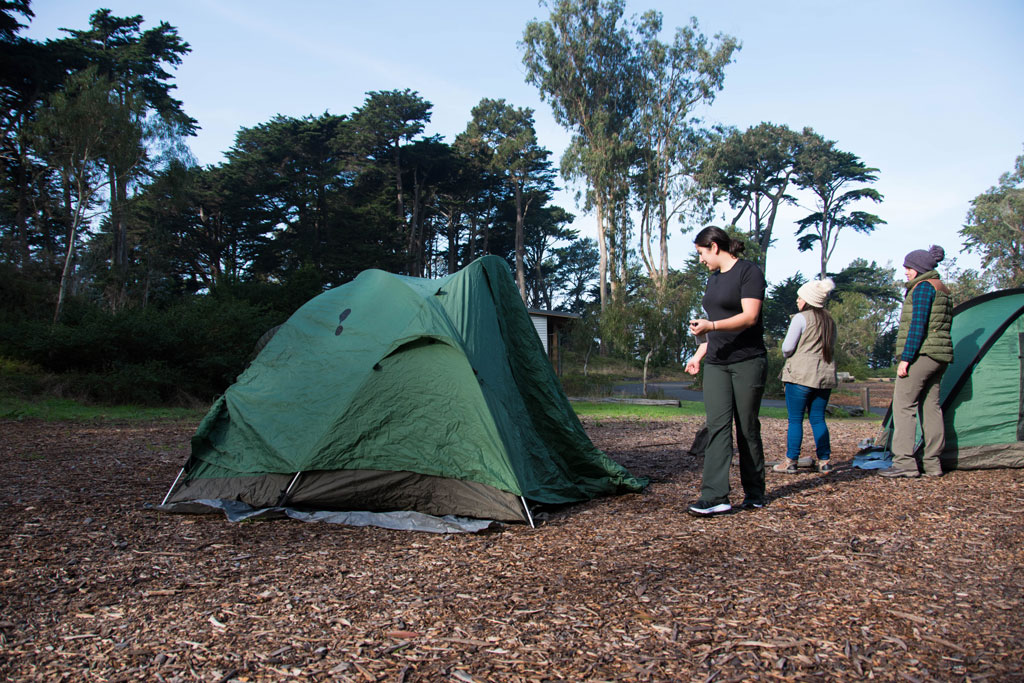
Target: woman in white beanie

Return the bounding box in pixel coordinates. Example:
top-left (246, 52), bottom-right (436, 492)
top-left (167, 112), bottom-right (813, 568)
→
top-left (773, 277), bottom-right (838, 474)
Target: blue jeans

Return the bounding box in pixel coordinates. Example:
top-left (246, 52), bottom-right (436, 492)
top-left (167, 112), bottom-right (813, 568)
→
top-left (784, 383), bottom-right (831, 461)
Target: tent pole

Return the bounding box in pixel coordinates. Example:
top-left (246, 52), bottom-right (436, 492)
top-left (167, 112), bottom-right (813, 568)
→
top-left (520, 496), bottom-right (535, 528)
top-left (161, 467), bottom-right (185, 506)
top-left (277, 472), bottom-right (302, 507)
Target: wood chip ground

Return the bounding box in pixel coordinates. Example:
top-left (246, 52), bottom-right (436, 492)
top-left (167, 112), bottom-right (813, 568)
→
top-left (1, 415), bottom-right (1022, 681)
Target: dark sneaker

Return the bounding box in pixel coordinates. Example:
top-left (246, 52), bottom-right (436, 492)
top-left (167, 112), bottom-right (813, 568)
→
top-left (817, 460), bottom-right (833, 473)
top-left (688, 500), bottom-right (732, 516)
top-left (879, 467), bottom-right (920, 478)
top-left (771, 458), bottom-right (799, 474)
top-left (740, 498), bottom-right (766, 510)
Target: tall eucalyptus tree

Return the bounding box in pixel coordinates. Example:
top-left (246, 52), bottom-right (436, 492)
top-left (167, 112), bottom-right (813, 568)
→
top-left (632, 12), bottom-right (738, 290)
top-left (521, 0), bottom-right (636, 309)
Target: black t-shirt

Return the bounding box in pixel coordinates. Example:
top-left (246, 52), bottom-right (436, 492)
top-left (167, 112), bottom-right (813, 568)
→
top-left (702, 259), bottom-right (767, 364)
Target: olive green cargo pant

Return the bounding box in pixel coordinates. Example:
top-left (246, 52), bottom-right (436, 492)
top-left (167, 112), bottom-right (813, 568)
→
top-left (700, 356), bottom-right (767, 505)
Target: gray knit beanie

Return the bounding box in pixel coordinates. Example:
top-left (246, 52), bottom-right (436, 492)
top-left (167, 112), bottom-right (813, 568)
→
top-left (903, 245), bottom-right (945, 273)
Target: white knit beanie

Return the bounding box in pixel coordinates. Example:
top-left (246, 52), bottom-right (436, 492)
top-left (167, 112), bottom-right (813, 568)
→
top-left (797, 277), bottom-right (835, 308)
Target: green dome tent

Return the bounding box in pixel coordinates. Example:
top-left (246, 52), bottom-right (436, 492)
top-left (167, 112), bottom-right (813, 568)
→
top-left (874, 287), bottom-right (1024, 470)
top-left (162, 256), bottom-right (645, 525)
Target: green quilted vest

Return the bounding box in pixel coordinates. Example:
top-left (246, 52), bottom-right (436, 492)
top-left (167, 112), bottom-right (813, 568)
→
top-left (894, 270), bottom-right (953, 364)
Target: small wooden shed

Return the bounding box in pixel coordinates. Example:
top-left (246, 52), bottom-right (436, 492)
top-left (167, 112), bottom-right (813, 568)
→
top-left (528, 308), bottom-right (579, 376)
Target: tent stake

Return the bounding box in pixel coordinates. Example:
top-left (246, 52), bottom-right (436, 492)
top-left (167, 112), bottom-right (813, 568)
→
top-left (520, 496), bottom-right (535, 528)
top-left (161, 467), bottom-right (185, 506)
top-left (277, 472), bottom-right (302, 506)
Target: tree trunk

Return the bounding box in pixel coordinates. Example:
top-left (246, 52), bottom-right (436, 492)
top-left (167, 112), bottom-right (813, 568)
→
top-left (514, 185), bottom-right (527, 301)
top-left (54, 183), bottom-right (83, 324)
top-left (658, 201), bottom-right (669, 291)
top-left (14, 151), bottom-right (30, 267)
top-left (410, 173), bottom-right (423, 276)
top-left (446, 210), bottom-right (460, 275)
top-left (107, 166), bottom-right (130, 311)
top-left (394, 143), bottom-right (406, 231)
top-left (642, 349), bottom-right (653, 397)
top-left (596, 195), bottom-right (607, 311)
top-left (534, 258), bottom-right (550, 310)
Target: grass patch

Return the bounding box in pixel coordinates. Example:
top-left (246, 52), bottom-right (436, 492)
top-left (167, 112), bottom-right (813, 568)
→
top-left (569, 400), bottom-right (881, 422)
top-left (570, 400), bottom-right (790, 421)
top-left (560, 351), bottom-right (692, 383)
top-left (0, 395), bottom-right (205, 422)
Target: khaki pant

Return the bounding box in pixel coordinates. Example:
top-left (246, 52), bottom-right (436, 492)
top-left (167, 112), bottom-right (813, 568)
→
top-left (891, 355), bottom-right (947, 475)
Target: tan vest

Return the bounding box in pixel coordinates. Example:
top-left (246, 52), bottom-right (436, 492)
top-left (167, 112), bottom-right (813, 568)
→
top-left (781, 310), bottom-right (838, 389)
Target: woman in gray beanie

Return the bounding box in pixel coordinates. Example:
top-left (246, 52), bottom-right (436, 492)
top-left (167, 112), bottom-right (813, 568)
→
top-left (773, 277), bottom-right (838, 474)
top-left (881, 245), bottom-right (953, 478)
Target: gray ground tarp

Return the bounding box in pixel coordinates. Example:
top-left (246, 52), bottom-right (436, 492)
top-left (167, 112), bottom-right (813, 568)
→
top-left (156, 499), bottom-right (496, 533)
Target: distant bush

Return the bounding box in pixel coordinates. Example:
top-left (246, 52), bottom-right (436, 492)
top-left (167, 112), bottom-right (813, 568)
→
top-left (835, 351), bottom-right (870, 382)
top-left (560, 372), bottom-right (615, 398)
top-left (0, 294), bottom-right (286, 405)
top-left (0, 262), bottom-right (57, 320)
top-left (869, 365), bottom-right (897, 378)
top-left (0, 356), bottom-right (49, 396)
top-left (765, 348), bottom-right (785, 398)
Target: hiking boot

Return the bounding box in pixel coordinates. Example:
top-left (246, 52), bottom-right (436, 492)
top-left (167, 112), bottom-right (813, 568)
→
top-left (922, 471), bottom-right (944, 478)
top-left (688, 500), bottom-right (732, 517)
top-left (879, 467), bottom-right (920, 478)
top-left (740, 497), bottom-right (766, 510)
top-left (817, 460), bottom-right (833, 473)
top-left (772, 458), bottom-right (799, 474)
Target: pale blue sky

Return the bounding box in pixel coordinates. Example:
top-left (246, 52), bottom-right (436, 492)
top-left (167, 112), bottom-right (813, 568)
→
top-left (24, 0), bottom-right (1024, 284)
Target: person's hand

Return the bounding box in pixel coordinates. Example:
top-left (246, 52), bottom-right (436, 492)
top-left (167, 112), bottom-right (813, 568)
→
top-left (897, 360), bottom-right (910, 378)
top-left (688, 319), bottom-right (711, 335)
top-left (685, 357), bottom-right (701, 375)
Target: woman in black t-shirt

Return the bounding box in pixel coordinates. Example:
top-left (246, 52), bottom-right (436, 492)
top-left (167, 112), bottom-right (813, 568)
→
top-left (684, 226), bottom-right (767, 516)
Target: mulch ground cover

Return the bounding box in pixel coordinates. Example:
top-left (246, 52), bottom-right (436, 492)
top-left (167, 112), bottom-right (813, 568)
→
top-left (1, 415), bottom-right (1022, 682)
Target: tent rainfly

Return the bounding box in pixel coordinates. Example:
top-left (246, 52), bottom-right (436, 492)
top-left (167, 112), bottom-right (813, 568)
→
top-left (161, 255), bottom-right (646, 525)
top-left (875, 287), bottom-right (1024, 470)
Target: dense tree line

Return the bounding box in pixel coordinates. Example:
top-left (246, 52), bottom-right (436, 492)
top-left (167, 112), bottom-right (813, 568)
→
top-left (0, 5), bottom-right (590, 319)
top-left (0, 3), bottom-right (597, 402)
top-left (0, 1), bottom-right (1015, 405)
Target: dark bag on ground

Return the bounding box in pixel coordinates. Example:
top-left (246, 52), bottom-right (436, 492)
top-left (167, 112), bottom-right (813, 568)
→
top-left (686, 423), bottom-right (708, 458)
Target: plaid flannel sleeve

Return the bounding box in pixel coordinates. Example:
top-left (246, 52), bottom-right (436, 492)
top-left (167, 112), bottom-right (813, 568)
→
top-left (900, 283), bottom-right (935, 362)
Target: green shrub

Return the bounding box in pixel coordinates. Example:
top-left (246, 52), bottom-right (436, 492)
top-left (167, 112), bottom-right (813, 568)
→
top-left (560, 372), bottom-right (615, 398)
top-left (0, 356), bottom-right (48, 396)
top-left (0, 294), bottom-right (286, 405)
top-left (0, 262), bottom-right (56, 321)
top-left (765, 347), bottom-right (785, 398)
top-left (869, 365), bottom-right (897, 378)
